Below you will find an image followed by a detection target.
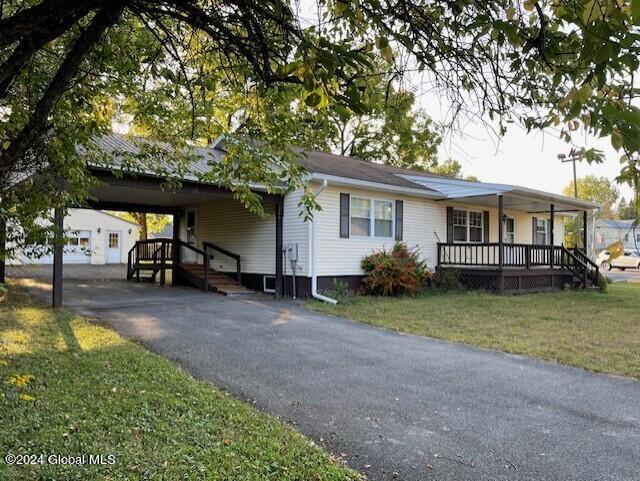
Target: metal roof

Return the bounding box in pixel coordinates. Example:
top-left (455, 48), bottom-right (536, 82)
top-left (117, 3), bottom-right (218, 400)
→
top-left (396, 174), bottom-right (600, 211)
top-left (86, 133), bottom-right (601, 211)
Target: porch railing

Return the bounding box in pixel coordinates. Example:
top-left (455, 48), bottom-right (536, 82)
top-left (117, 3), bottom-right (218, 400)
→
top-left (437, 242), bottom-right (598, 287)
top-left (127, 238), bottom-right (173, 285)
top-left (436, 242), bottom-right (565, 268)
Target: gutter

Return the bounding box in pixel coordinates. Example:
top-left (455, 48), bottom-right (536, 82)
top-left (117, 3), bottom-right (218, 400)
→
top-left (309, 179), bottom-right (337, 304)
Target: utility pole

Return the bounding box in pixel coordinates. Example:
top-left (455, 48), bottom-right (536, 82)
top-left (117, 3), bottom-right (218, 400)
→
top-left (557, 149), bottom-right (580, 198)
top-left (558, 149), bottom-right (582, 249)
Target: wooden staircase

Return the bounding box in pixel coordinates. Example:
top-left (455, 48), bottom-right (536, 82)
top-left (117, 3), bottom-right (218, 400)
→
top-left (128, 239), bottom-right (252, 296)
top-left (179, 264), bottom-right (253, 295)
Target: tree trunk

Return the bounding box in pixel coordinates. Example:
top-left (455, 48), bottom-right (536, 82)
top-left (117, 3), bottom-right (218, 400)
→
top-left (0, 3), bottom-right (125, 179)
top-left (140, 213), bottom-right (148, 240)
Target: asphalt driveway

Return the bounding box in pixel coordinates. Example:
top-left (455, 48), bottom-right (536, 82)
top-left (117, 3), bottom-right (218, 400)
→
top-left (11, 267), bottom-right (640, 481)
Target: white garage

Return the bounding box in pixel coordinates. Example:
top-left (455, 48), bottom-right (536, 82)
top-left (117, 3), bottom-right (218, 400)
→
top-left (13, 209), bottom-right (140, 265)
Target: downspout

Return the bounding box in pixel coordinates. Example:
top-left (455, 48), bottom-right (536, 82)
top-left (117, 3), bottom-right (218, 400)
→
top-left (310, 179), bottom-right (337, 304)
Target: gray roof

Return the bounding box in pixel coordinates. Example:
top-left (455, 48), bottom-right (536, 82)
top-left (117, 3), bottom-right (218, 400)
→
top-left (86, 133), bottom-right (599, 210)
top-left (596, 219), bottom-right (636, 229)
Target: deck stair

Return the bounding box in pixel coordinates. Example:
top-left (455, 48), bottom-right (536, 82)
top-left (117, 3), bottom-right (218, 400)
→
top-left (128, 238), bottom-right (252, 295)
top-left (179, 263), bottom-right (253, 295)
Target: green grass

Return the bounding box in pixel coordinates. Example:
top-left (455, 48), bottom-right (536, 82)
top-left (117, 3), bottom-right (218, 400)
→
top-left (0, 285), bottom-right (362, 481)
top-left (309, 284), bottom-right (640, 378)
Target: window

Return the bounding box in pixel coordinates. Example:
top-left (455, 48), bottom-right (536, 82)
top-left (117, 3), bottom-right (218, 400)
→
top-left (374, 200), bottom-right (393, 237)
top-left (505, 217), bottom-right (515, 244)
top-left (350, 197), bottom-right (371, 236)
top-left (350, 197), bottom-right (394, 238)
top-left (469, 211), bottom-right (483, 242)
top-left (453, 209), bottom-right (484, 243)
top-left (186, 210), bottom-right (196, 244)
top-left (79, 236), bottom-right (90, 247)
top-left (108, 232), bottom-right (119, 248)
top-left (535, 219), bottom-right (547, 244)
top-left (636, 233), bottom-right (640, 242)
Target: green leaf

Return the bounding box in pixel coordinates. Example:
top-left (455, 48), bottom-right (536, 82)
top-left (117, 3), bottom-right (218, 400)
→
top-left (632, 0), bottom-right (640, 23)
top-left (611, 130), bottom-right (623, 151)
top-left (305, 93), bottom-right (321, 107)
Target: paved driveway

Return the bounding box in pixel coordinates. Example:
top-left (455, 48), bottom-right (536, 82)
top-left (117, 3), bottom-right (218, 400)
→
top-left (11, 267), bottom-right (640, 481)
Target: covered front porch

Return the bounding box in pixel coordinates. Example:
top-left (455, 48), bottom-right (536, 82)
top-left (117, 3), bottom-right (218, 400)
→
top-left (434, 188), bottom-right (600, 294)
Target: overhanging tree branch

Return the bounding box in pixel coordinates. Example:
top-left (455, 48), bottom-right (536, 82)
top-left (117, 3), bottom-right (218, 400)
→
top-left (1, 2), bottom-right (127, 177)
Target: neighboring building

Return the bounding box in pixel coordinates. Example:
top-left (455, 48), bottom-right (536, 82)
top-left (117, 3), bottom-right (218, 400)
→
top-left (13, 209), bottom-right (139, 265)
top-left (595, 219), bottom-right (640, 254)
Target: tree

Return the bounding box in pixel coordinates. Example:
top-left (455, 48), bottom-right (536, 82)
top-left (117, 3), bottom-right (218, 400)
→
top-left (114, 212), bottom-right (171, 240)
top-left (562, 176), bottom-right (619, 218)
top-left (562, 175), bottom-right (619, 246)
top-left (2, 1), bottom-right (640, 259)
top-left (616, 198), bottom-right (638, 220)
top-left (429, 159), bottom-right (478, 181)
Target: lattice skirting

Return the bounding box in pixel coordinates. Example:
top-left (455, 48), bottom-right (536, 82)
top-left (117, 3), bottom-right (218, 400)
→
top-left (450, 268), bottom-right (573, 294)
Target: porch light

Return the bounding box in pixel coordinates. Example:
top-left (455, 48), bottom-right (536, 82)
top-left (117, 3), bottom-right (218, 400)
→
top-left (97, 227), bottom-right (101, 234)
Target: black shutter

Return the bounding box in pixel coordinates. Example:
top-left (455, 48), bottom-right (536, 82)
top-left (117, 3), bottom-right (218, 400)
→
top-left (395, 200), bottom-right (403, 241)
top-left (339, 193), bottom-right (350, 238)
top-left (532, 217), bottom-right (538, 244)
top-left (483, 211), bottom-right (490, 243)
top-left (446, 207), bottom-right (454, 243)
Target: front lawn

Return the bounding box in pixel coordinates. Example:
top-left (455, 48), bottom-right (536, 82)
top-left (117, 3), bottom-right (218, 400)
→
top-left (0, 285), bottom-right (361, 481)
top-left (309, 284), bottom-right (640, 378)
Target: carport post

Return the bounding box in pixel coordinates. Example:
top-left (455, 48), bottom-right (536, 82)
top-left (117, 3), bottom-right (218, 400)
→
top-left (172, 210), bottom-right (180, 286)
top-left (0, 217), bottom-right (6, 284)
top-left (52, 206), bottom-right (64, 307)
top-left (275, 197), bottom-right (284, 297)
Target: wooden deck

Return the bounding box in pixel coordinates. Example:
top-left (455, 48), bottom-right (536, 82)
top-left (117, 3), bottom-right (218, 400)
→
top-left (437, 242), bottom-right (599, 294)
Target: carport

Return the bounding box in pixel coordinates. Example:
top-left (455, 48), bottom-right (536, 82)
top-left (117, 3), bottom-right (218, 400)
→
top-left (0, 164), bottom-right (285, 307)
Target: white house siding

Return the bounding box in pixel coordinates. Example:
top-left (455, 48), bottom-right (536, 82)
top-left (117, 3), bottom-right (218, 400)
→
top-left (313, 185), bottom-right (566, 277)
top-left (186, 197), bottom-right (277, 274)
top-left (313, 184), bottom-right (446, 276)
top-left (11, 209), bottom-right (139, 265)
top-left (282, 190), bottom-right (309, 277)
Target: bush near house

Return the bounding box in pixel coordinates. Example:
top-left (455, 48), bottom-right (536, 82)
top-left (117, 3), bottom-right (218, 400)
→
top-left (360, 243), bottom-right (430, 296)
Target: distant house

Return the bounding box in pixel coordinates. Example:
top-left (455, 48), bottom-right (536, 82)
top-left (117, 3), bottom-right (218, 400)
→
top-left (595, 219), bottom-right (640, 254)
top-left (12, 209), bottom-right (139, 265)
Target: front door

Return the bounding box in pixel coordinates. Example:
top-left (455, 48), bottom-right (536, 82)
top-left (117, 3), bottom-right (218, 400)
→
top-left (106, 231), bottom-right (121, 264)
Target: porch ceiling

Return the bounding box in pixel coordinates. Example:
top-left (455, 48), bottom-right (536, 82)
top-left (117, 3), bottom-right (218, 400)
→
top-left (85, 168), bottom-right (239, 213)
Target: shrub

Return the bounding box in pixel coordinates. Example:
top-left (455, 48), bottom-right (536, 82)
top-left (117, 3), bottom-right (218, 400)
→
top-left (596, 272), bottom-right (609, 293)
top-left (432, 268), bottom-right (461, 291)
top-left (360, 243), bottom-right (430, 296)
top-left (321, 279), bottom-right (354, 301)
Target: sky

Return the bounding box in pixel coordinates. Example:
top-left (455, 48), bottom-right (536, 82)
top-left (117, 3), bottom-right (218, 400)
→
top-left (433, 114), bottom-right (634, 200)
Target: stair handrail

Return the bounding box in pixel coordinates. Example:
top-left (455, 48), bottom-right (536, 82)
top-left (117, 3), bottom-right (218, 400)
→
top-left (570, 247), bottom-right (599, 286)
top-left (175, 239), bottom-right (209, 292)
top-left (202, 241), bottom-right (241, 283)
top-left (561, 246), bottom-right (591, 287)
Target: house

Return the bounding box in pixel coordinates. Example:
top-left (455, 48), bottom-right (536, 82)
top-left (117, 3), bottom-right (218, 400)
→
top-left (595, 219), bottom-right (640, 254)
top-left (10, 208), bottom-right (139, 265)
top-left (1, 133), bottom-right (600, 306)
